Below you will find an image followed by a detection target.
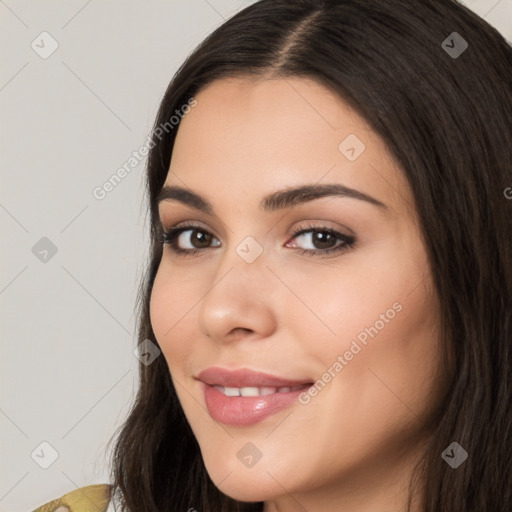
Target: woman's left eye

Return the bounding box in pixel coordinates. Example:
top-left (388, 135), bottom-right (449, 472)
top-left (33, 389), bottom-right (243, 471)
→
top-left (160, 223), bottom-right (356, 258)
top-left (288, 224), bottom-right (356, 256)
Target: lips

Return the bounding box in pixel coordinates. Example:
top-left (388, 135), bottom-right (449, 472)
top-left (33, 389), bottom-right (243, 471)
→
top-left (196, 367), bottom-right (315, 426)
top-left (196, 366), bottom-right (313, 388)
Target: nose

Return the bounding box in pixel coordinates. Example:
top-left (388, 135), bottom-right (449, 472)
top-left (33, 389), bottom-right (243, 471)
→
top-left (197, 242), bottom-right (277, 344)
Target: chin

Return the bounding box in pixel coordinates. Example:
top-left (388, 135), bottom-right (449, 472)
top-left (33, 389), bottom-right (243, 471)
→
top-left (203, 455), bottom-right (286, 503)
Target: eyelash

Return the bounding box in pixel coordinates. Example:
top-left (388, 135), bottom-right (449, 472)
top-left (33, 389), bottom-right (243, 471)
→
top-left (160, 222), bottom-right (356, 258)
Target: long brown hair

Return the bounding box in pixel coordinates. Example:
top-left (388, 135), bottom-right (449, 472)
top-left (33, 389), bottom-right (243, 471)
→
top-left (107, 1), bottom-right (512, 510)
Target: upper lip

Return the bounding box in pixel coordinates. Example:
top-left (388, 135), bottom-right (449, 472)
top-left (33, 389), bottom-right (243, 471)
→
top-left (196, 367), bottom-right (313, 388)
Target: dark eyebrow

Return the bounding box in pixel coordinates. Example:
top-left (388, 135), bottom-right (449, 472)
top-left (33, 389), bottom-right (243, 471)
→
top-left (156, 183), bottom-right (389, 214)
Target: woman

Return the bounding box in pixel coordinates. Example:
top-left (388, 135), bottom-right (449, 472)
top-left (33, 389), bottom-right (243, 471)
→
top-left (32, 0), bottom-right (512, 510)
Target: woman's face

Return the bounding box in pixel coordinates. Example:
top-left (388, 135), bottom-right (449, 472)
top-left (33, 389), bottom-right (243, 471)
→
top-left (150, 76), bottom-right (446, 509)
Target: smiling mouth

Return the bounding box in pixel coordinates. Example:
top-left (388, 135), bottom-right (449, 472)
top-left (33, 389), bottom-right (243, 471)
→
top-left (201, 381), bottom-right (314, 426)
top-left (211, 383), bottom-right (312, 397)
top-left (196, 366), bottom-right (314, 388)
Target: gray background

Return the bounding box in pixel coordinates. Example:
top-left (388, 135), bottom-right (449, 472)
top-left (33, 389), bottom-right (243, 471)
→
top-left (0, 1), bottom-right (510, 510)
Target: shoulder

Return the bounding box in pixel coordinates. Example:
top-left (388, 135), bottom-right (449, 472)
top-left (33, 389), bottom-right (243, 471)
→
top-left (31, 484), bottom-right (113, 512)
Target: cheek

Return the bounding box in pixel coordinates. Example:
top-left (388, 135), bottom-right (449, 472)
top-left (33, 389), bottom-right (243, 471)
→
top-left (282, 257), bottom-right (442, 474)
top-left (326, 259), bottom-right (440, 421)
top-left (149, 269), bottom-right (173, 339)
top-left (149, 263), bottom-right (199, 368)
top-left (290, 236), bottom-right (442, 410)
top-left (278, 237), bottom-right (431, 355)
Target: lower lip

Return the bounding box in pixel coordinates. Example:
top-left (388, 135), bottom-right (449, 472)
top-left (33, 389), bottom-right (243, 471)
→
top-left (201, 382), bottom-right (310, 426)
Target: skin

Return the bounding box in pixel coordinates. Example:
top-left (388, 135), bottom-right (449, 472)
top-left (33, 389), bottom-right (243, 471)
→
top-left (150, 76), bottom-right (447, 512)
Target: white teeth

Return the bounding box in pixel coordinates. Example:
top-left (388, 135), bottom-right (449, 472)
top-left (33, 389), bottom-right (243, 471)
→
top-left (224, 387), bottom-right (241, 396)
top-left (213, 384), bottom-right (308, 396)
top-left (240, 387), bottom-right (260, 397)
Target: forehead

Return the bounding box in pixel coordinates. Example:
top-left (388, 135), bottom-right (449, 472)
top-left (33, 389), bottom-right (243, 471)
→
top-left (165, 77), bottom-right (414, 218)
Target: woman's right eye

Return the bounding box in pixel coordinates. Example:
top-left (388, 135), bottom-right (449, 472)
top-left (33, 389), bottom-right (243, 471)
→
top-left (161, 226), bottom-right (221, 256)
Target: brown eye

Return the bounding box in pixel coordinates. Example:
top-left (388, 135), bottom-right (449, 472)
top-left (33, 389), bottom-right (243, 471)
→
top-left (162, 226), bottom-right (221, 255)
top-left (289, 224), bottom-right (356, 257)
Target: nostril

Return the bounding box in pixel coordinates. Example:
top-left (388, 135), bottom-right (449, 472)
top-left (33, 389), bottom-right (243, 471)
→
top-left (229, 327), bottom-right (253, 337)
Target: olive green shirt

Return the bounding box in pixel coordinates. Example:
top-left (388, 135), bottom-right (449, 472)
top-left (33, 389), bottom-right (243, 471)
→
top-left (31, 484), bottom-right (113, 512)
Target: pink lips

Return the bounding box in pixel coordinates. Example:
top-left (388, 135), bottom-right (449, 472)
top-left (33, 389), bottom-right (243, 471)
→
top-left (196, 367), bottom-right (313, 426)
top-left (197, 367), bottom-right (312, 388)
